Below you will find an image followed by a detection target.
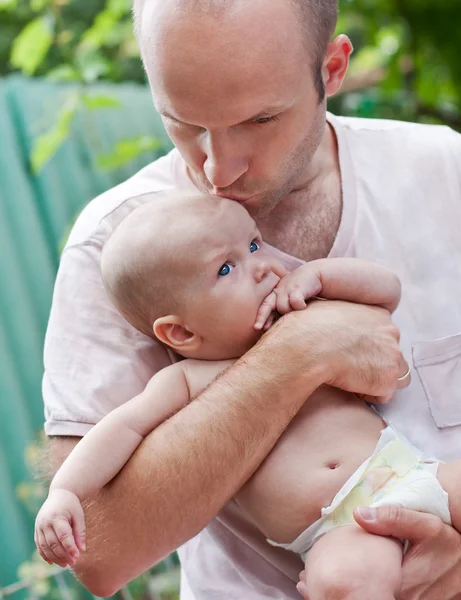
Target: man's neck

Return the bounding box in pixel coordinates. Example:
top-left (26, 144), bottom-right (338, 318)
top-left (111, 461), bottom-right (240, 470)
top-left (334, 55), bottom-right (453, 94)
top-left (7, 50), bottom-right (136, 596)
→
top-left (256, 122), bottom-right (342, 262)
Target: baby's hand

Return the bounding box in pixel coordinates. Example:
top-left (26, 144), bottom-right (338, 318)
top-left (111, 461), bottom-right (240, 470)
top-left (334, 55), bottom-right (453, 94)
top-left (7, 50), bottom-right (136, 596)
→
top-left (34, 489), bottom-right (86, 568)
top-left (255, 268), bottom-right (322, 330)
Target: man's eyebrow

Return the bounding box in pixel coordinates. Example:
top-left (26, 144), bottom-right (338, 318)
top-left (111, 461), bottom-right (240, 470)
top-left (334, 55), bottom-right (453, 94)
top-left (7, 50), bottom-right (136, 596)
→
top-left (160, 105), bottom-right (286, 127)
top-left (242, 107), bottom-right (284, 123)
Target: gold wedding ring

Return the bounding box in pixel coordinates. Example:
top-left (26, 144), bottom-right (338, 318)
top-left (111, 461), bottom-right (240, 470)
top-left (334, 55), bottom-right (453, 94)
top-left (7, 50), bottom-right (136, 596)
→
top-left (397, 366), bottom-right (411, 382)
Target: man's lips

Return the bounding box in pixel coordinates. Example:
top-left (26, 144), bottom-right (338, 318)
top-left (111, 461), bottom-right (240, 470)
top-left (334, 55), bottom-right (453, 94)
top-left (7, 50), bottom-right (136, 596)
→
top-left (214, 193), bottom-right (255, 204)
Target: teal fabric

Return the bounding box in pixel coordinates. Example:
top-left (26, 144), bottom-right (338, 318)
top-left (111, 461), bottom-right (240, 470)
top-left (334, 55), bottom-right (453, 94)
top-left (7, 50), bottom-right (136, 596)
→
top-left (0, 74), bottom-right (172, 587)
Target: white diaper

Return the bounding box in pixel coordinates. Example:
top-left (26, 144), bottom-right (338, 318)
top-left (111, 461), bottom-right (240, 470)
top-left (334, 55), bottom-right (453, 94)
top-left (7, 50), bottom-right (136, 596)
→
top-left (268, 426), bottom-right (451, 559)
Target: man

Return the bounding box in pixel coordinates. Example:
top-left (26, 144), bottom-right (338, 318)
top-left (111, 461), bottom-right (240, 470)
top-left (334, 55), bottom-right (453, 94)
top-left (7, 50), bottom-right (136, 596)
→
top-left (43, 0), bottom-right (461, 598)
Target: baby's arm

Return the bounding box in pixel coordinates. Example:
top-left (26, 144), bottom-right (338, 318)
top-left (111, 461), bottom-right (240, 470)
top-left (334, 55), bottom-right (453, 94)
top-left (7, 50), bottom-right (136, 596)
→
top-left (35, 359), bottom-right (233, 567)
top-left (255, 258), bottom-right (401, 330)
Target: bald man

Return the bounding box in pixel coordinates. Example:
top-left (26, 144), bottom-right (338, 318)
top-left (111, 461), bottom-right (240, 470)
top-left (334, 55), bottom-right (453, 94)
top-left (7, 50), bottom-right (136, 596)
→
top-left (43, 1), bottom-right (461, 598)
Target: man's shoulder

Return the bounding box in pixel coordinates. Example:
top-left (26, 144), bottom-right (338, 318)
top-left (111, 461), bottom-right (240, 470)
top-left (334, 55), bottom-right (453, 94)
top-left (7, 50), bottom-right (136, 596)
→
top-left (332, 113), bottom-right (451, 136)
top-left (65, 149), bottom-right (185, 249)
top-left (332, 113), bottom-right (460, 168)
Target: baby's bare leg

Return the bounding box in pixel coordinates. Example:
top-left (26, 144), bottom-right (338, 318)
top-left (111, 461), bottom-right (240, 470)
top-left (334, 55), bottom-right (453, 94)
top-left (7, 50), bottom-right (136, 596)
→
top-left (304, 524), bottom-right (402, 600)
top-left (437, 460), bottom-right (461, 532)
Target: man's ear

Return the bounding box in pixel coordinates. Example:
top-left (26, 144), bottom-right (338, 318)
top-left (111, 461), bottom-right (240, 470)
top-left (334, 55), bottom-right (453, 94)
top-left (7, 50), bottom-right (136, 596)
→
top-left (153, 315), bottom-right (202, 353)
top-left (322, 34), bottom-right (353, 98)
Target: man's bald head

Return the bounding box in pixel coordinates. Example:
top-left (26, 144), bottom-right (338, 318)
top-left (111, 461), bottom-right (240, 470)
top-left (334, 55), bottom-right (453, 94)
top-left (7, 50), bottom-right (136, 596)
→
top-left (133, 0), bottom-right (338, 100)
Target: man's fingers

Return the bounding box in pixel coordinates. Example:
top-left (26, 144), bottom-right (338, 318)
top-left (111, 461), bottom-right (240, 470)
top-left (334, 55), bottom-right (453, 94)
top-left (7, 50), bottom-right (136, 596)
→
top-left (354, 505), bottom-right (443, 545)
top-left (356, 392), bottom-right (393, 405)
top-left (396, 360), bottom-right (411, 389)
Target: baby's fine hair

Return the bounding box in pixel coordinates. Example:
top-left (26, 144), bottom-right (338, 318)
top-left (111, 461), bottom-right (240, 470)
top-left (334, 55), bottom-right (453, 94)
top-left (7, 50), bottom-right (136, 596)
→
top-left (100, 191), bottom-right (229, 337)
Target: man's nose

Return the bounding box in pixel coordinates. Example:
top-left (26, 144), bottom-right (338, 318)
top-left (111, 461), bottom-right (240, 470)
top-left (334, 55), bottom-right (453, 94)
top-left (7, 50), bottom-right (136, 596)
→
top-left (202, 131), bottom-right (248, 189)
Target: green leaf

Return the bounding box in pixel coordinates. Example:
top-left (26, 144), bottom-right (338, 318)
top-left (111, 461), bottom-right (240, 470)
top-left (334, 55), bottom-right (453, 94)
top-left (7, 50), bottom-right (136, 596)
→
top-left (30, 94), bottom-right (79, 173)
top-left (46, 64), bottom-right (80, 82)
top-left (348, 46), bottom-right (387, 77)
top-left (0, 0), bottom-right (16, 10)
top-left (107, 0), bottom-right (131, 15)
top-left (97, 136), bottom-right (162, 170)
top-left (76, 49), bottom-right (111, 82)
top-left (10, 14), bottom-right (54, 75)
top-left (81, 10), bottom-right (118, 49)
top-left (81, 94), bottom-right (122, 110)
top-left (31, 0), bottom-right (50, 11)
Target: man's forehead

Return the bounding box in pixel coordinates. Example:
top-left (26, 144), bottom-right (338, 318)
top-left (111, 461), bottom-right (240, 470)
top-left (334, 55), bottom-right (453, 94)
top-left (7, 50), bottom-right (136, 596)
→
top-left (141, 0), bottom-right (305, 128)
top-left (140, 0), bottom-right (305, 85)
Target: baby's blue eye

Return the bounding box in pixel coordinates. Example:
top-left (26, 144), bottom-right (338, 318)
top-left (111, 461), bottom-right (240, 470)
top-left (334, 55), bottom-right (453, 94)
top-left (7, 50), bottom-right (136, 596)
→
top-left (250, 240), bottom-right (260, 253)
top-left (218, 263), bottom-right (233, 277)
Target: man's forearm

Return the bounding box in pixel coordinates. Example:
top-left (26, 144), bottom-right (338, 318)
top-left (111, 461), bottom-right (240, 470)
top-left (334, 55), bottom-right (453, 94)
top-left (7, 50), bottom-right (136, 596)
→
top-left (71, 333), bottom-right (325, 595)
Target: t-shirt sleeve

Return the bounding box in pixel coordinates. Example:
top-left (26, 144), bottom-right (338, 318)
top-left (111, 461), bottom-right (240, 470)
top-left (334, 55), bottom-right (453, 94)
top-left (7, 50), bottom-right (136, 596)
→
top-left (43, 241), bottom-right (173, 437)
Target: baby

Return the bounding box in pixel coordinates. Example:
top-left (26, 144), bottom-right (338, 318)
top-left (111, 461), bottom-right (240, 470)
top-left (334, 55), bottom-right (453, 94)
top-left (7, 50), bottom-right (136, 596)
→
top-left (35, 192), bottom-right (460, 599)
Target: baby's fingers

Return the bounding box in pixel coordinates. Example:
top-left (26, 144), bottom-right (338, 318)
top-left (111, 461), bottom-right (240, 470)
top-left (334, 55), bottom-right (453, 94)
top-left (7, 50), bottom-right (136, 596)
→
top-left (35, 529), bottom-right (53, 565)
top-left (255, 292), bottom-right (277, 330)
top-left (43, 526), bottom-right (74, 568)
top-left (54, 517), bottom-right (81, 563)
top-left (275, 289), bottom-right (291, 315)
top-left (288, 290), bottom-right (307, 311)
top-left (71, 504), bottom-right (87, 552)
top-left (37, 528), bottom-right (63, 566)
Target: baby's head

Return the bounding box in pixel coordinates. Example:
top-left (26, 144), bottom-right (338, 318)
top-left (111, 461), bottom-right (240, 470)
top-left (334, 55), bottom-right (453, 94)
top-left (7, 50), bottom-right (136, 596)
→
top-left (101, 191), bottom-right (284, 360)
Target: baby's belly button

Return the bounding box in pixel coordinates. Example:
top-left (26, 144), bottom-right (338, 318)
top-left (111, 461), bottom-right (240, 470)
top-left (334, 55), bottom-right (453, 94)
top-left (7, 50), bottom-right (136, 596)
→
top-left (241, 462), bottom-right (355, 543)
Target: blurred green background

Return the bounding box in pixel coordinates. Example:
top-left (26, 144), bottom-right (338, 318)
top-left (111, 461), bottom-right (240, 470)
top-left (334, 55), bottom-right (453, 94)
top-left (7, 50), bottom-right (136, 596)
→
top-left (0, 0), bottom-right (459, 598)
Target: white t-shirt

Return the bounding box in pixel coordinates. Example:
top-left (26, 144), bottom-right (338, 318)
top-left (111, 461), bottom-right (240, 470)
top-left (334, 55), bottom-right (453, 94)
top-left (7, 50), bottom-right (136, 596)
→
top-left (43, 113), bottom-right (461, 599)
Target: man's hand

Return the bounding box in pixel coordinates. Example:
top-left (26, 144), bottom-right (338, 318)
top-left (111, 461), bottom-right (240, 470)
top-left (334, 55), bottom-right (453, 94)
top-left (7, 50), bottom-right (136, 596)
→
top-left (263, 299), bottom-right (410, 404)
top-left (354, 506), bottom-right (461, 599)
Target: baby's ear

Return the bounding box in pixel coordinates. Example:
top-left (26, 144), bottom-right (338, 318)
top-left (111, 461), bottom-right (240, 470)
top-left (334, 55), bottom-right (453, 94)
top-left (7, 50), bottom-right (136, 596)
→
top-left (153, 316), bottom-right (202, 353)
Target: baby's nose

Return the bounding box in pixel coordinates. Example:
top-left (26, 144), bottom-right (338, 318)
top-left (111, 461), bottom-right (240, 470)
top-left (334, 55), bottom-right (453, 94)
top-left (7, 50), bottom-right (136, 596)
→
top-left (254, 261), bottom-right (271, 282)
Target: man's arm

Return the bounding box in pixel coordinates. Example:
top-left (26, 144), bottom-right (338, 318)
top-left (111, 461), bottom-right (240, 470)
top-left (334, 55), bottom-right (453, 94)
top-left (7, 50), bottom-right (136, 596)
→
top-left (49, 300), bottom-right (406, 597)
top-left (36, 359), bottom-right (233, 567)
top-left (50, 361), bottom-right (232, 499)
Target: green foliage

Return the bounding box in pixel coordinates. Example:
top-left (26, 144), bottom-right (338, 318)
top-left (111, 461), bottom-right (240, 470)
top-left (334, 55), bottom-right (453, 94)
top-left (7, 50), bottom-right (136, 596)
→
top-left (97, 136), bottom-right (163, 170)
top-left (1, 0), bottom-right (153, 171)
top-left (30, 92), bottom-right (79, 171)
top-left (16, 433), bottom-right (48, 516)
top-left (10, 14), bottom-right (54, 75)
top-left (331, 0), bottom-right (460, 129)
